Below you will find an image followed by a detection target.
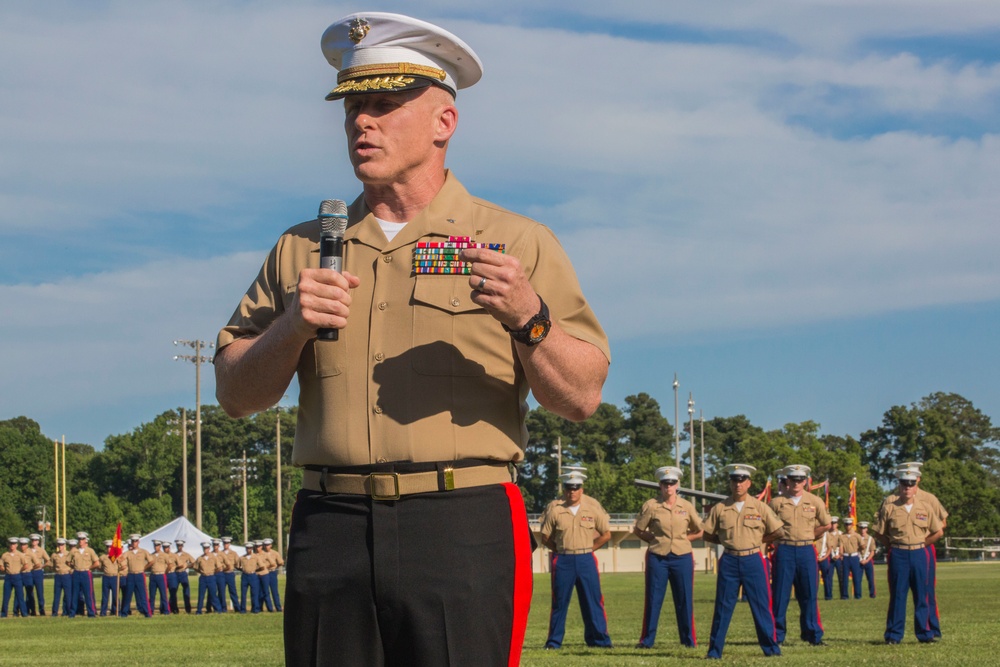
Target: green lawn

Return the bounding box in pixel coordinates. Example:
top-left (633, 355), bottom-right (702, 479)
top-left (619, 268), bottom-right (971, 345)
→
top-left (2, 562), bottom-right (999, 665)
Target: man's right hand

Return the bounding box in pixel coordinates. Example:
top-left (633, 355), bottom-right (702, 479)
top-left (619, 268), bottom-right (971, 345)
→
top-left (290, 268), bottom-right (361, 340)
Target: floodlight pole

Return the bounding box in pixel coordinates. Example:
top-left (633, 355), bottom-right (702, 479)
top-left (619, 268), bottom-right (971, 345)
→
top-left (673, 374), bottom-right (680, 467)
top-left (174, 339), bottom-right (214, 530)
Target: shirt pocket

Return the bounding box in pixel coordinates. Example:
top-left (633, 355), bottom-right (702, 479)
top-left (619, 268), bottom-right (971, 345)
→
top-left (410, 277), bottom-right (504, 377)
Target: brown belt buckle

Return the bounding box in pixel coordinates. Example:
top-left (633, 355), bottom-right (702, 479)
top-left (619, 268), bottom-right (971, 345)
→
top-left (369, 472), bottom-right (401, 501)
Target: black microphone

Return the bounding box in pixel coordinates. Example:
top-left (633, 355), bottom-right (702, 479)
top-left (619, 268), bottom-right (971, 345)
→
top-left (317, 199), bottom-right (348, 341)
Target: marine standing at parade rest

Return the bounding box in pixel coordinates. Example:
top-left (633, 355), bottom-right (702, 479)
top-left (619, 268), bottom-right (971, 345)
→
top-left (162, 541), bottom-right (179, 613)
top-left (148, 541), bottom-right (171, 615)
top-left (840, 518), bottom-right (863, 599)
top-left (239, 542), bottom-right (261, 614)
top-left (25, 534), bottom-right (50, 616)
top-left (253, 541), bottom-right (273, 612)
top-left (18, 538), bottom-right (34, 616)
top-left (49, 538), bottom-right (73, 616)
top-left (857, 522), bottom-right (877, 598)
top-left (632, 465), bottom-right (703, 649)
top-left (768, 464), bottom-right (831, 646)
top-left (539, 469), bottom-right (613, 650)
top-left (173, 540), bottom-right (194, 613)
top-left (213, 11), bottom-right (609, 666)
top-left (220, 537), bottom-right (242, 613)
top-left (890, 462), bottom-right (947, 639)
top-left (261, 538), bottom-right (283, 612)
top-left (2, 537), bottom-right (29, 618)
top-left (871, 466), bottom-right (944, 644)
top-left (67, 532), bottom-right (99, 618)
top-left (99, 540), bottom-right (123, 617)
top-left (702, 464), bottom-right (784, 659)
top-left (827, 516), bottom-right (845, 597)
top-left (814, 526), bottom-right (834, 601)
top-left (210, 539), bottom-right (227, 612)
top-left (194, 542), bottom-right (222, 614)
top-left (120, 535), bottom-right (153, 618)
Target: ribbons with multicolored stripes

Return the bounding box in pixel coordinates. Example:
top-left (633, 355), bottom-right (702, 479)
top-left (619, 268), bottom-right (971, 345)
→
top-left (413, 236), bottom-right (505, 274)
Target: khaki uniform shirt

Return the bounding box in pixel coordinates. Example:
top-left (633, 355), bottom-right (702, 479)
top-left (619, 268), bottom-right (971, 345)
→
top-left (69, 546), bottom-right (99, 571)
top-left (218, 173), bottom-right (610, 468)
top-left (263, 550), bottom-right (284, 572)
top-left (769, 491), bottom-right (831, 542)
top-left (220, 549), bottom-right (240, 573)
top-left (50, 550), bottom-right (73, 575)
top-left (149, 551), bottom-right (170, 575)
top-left (162, 552), bottom-right (178, 573)
top-left (540, 494), bottom-right (610, 553)
top-left (2, 550), bottom-right (27, 574)
top-left (122, 548), bottom-right (153, 574)
top-left (634, 496), bottom-right (703, 556)
top-left (174, 551), bottom-right (195, 572)
top-left (841, 531), bottom-right (862, 555)
top-left (703, 496), bottom-right (783, 552)
top-left (26, 547), bottom-right (51, 572)
top-left (873, 496), bottom-right (943, 546)
top-left (194, 553), bottom-right (219, 576)
top-left (99, 554), bottom-right (123, 577)
top-left (253, 553), bottom-right (270, 575)
top-left (884, 488), bottom-right (948, 524)
top-left (814, 532), bottom-right (830, 559)
top-left (858, 533), bottom-right (876, 562)
top-left (827, 530), bottom-right (843, 558)
top-left (239, 553), bottom-right (259, 574)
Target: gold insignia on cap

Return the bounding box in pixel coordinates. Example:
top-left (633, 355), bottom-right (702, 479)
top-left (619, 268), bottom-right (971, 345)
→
top-left (329, 75), bottom-right (417, 97)
top-left (348, 18), bottom-right (370, 44)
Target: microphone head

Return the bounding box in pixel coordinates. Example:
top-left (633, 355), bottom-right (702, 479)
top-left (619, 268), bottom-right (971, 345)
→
top-left (318, 199), bottom-right (349, 237)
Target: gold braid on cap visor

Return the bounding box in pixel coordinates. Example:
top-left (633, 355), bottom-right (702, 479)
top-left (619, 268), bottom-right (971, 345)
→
top-left (338, 62), bottom-right (446, 83)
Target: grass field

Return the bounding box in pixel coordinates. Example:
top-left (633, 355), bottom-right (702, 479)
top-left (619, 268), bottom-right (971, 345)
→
top-left (2, 562), bottom-right (998, 665)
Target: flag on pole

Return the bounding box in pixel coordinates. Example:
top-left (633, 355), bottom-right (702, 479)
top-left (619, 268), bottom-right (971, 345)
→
top-left (810, 479), bottom-right (830, 508)
top-left (109, 522), bottom-right (123, 561)
top-left (849, 477), bottom-right (858, 526)
top-left (756, 479), bottom-right (772, 503)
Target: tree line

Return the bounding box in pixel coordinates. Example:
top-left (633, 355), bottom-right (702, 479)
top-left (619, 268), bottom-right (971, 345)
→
top-left (2, 391), bottom-right (998, 545)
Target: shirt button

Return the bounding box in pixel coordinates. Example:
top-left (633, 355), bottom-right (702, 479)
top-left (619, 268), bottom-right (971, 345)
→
top-left (378, 302), bottom-right (387, 311)
top-left (374, 352), bottom-right (384, 362)
top-left (383, 255), bottom-right (393, 263)
top-left (377, 457), bottom-right (387, 463)
top-left (451, 298), bottom-right (460, 307)
top-left (373, 405), bottom-right (383, 414)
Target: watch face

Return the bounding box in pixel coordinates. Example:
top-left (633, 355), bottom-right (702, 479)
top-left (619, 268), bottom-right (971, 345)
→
top-left (528, 318), bottom-right (551, 343)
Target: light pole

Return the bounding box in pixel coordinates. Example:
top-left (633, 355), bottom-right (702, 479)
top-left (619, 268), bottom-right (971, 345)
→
top-left (167, 409), bottom-right (194, 519)
top-left (174, 339), bottom-right (214, 530)
top-left (687, 393), bottom-right (695, 488)
top-left (673, 374), bottom-right (680, 467)
top-left (274, 398), bottom-right (289, 556)
top-left (230, 450), bottom-right (258, 544)
top-left (700, 409), bottom-right (705, 493)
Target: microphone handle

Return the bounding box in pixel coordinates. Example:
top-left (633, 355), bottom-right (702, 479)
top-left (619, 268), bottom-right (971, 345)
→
top-left (318, 235), bottom-right (344, 341)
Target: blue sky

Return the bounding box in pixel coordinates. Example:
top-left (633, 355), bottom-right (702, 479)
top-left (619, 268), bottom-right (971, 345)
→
top-left (2, 0), bottom-right (999, 449)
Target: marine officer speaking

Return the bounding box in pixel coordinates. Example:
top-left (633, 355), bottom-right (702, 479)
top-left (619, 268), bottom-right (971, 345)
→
top-left (540, 469), bottom-right (613, 650)
top-left (632, 465), bottom-right (703, 649)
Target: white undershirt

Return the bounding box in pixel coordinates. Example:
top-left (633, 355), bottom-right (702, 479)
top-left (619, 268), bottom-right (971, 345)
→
top-left (735, 501), bottom-right (745, 511)
top-left (377, 217), bottom-right (407, 241)
top-left (904, 504), bottom-right (913, 513)
top-left (791, 495), bottom-right (802, 506)
top-left (569, 505), bottom-right (580, 516)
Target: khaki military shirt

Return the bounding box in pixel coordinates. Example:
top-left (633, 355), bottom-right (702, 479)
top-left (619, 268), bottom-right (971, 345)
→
top-left (873, 495), bottom-right (943, 546)
top-left (858, 533), bottom-right (877, 562)
top-left (703, 496), bottom-right (783, 552)
top-left (841, 531), bottom-right (862, 555)
top-left (253, 553), bottom-right (270, 575)
top-left (2, 550), bottom-right (27, 574)
top-left (122, 548), bottom-right (153, 574)
top-left (149, 551), bottom-right (170, 575)
top-left (239, 553), bottom-right (259, 574)
top-left (162, 552), bottom-right (177, 573)
top-left (50, 550), bottom-right (73, 575)
top-left (69, 546), bottom-right (99, 571)
top-left (769, 491), bottom-right (831, 542)
top-left (540, 494), bottom-right (610, 553)
top-left (194, 553), bottom-right (219, 576)
top-left (219, 549), bottom-right (240, 572)
top-left (174, 551), bottom-right (195, 572)
top-left (263, 549), bottom-right (284, 571)
top-left (814, 532), bottom-right (830, 559)
top-left (218, 173), bottom-right (610, 468)
top-left (99, 554), bottom-right (123, 577)
top-left (885, 488), bottom-right (948, 524)
top-left (26, 547), bottom-right (51, 571)
top-left (827, 530), bottom-right (843, 557)
top-left (634, 496), bottom-right (702, 556)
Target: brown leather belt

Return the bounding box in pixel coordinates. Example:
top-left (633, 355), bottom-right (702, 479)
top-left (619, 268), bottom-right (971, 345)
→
top-left (891, 542), bottom-right (926, 551)
top-left (778, 539), bottom-right (815, 546)
top-left (302, 464), bottom-right (512, 500)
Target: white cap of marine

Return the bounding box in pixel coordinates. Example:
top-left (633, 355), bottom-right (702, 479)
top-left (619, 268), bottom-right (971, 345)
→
top-left (654, 466), bottom-right (682, 483)
top-left (559, 471), bottom-right (587, 486)
top-left (321, 12), bottom-right (483, 100)
top-left (723, 463), bottom-right (756, 477)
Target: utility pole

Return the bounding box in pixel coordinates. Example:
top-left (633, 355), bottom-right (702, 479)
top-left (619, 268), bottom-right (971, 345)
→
top-left (230, 450), bottom-right (258, 544)
top-left (174, 339), bottom-right (214, 530)
top-left (673, 374), bottom-right (680, 467)
top-left (275, 401), bottom-right (286, 556)
top-left (687, 393), bottom-right (695, 489)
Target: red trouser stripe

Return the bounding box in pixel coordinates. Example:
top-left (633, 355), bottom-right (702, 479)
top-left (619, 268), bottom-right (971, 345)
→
top-left (690, 553), bottom-right (698, 645)
top-left (503, 483), bottom-right (532, 667)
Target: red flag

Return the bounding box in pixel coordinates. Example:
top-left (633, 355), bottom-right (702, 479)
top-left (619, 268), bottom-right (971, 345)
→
top-left (756, 479), bottom-right (771, 503)
top-left (109, 522), bottom-right (123, 561)
top-left (849, 477), bottom-right (857, 526)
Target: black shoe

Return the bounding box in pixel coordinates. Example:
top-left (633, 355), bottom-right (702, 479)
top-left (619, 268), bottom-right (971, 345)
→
top-left (810, 641), bottom-right (827, 646)
top-left (634, 643), bottom-right (650, 649)
top-left (885, 639), bottom-right (900, 645)
top-left (919, 637), bottom-right (939, 644)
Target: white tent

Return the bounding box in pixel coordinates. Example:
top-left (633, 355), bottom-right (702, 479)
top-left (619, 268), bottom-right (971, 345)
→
top-left (136, 516), bottom-right (247, 559)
